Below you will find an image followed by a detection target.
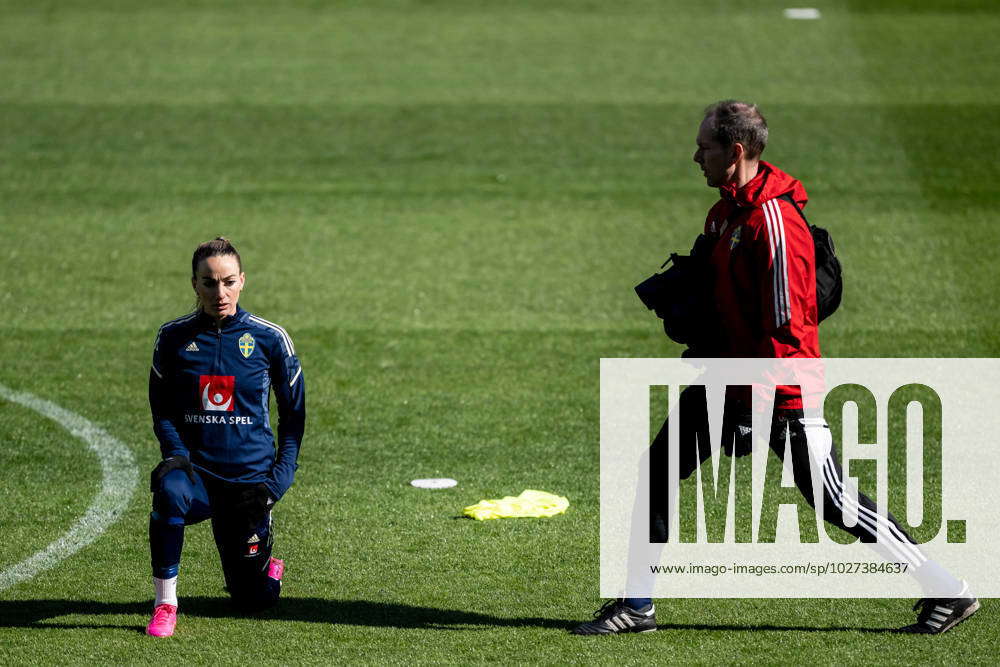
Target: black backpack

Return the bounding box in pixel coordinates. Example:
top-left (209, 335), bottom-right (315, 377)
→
top-left (777, 193), bottom-right (843, 322)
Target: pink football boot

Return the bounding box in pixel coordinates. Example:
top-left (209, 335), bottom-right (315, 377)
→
top-left (146, 603), bottom-right (177, 637)
top-left (267, 557), bottom-right (285, 581)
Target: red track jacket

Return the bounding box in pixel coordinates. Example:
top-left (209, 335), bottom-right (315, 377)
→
top-left (702, 162), bottom-right (820, 409)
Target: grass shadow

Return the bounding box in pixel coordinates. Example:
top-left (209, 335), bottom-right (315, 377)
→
top-left (0, 598), bottom-right (917, 634)
top-left (0, 597), bottom-right (567, 632)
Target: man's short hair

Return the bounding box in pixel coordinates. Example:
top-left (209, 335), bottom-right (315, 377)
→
top-left (703, 100), bottom-right (768, 159)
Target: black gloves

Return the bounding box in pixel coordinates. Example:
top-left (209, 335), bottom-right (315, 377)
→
top-left (724, 409), bottom-right (754, 458)
top-left (233, 482), bottom-right (274, 530)
top-left (150, 456), bottom-right (196, 492)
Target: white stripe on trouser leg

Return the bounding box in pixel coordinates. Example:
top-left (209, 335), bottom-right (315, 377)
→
top-left (819, 454), bottom-right (926, 566)
top-left (799, 419), bottom-right (927, 567)
top-left (820, 460), bottom-right (922, 566)
top-left (800, 419), bottom-right (925, 567)
top-left (802, 423), bottom-right (902, 556)
top-left (795, 418), bottom-right (902, 560)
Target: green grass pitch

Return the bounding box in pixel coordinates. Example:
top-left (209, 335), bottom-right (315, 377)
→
top-left (1, 0), bottom-right (998, 663)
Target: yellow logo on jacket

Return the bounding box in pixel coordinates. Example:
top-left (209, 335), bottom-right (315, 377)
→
top-left (238, 333), bottom-right (255, 358)
top-left (729, 225), bottom-right (742, 250)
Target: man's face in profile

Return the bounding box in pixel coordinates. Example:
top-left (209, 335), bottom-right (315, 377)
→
top-left (693, 117), bottom-right (735, 188)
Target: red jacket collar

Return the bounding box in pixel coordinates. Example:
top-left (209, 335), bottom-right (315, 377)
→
top-left (717, 161), bottom-right (807, 209)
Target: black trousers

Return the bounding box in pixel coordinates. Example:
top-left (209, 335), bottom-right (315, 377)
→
top-left (646, 386), bottom-right (925, 566)
top-left (150, 468), bottom-right (281, 609)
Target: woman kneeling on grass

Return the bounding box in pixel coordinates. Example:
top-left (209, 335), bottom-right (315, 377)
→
top-left (145, 237), bottom-right (306, 637)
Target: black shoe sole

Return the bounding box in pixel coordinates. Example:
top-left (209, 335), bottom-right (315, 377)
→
top-left (571, 625), bottom-right (657, 635)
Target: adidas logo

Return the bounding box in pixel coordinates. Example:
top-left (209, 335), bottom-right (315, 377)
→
top-left (247, 533), bottom-right (260, 544)
top-left (186, 342), bottom-right (199, 352)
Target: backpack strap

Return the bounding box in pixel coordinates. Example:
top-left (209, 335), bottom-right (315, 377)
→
top-left (772, 193), bottom-right (843, 322)
top-left (777, 192), bottom-right (808, 223)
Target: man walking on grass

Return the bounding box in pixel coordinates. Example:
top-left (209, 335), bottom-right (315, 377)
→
top-left (571, 101), bottom-right (979, 636)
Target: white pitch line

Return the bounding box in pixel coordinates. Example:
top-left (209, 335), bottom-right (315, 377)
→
top-left (0, 382), bottom-right (138, 593)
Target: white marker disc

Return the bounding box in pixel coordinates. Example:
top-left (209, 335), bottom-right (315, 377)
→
top-left (783, 8), bottom-right (821, 19)
top-left (410, 478), bottom-right (458, 489)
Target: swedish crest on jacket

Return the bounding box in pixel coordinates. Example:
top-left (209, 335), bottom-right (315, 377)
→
top-left (149, 305), bottom-right (305, 498)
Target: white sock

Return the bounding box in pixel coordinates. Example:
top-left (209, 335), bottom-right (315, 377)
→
top-left (912, 559), bottom-right (963, 598)
top-left (154, 576), bottom-right (178, 607)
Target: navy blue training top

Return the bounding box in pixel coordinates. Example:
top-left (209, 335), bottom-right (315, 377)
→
top-left (149, 305), bottom-right (305, 500)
